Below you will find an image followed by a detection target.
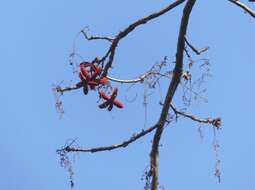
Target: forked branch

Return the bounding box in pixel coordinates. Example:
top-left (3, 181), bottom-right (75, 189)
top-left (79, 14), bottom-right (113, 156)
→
top-left (101, 0), bottom-right (186, 76)
top-left (185, 37), bottom-right (209, 55)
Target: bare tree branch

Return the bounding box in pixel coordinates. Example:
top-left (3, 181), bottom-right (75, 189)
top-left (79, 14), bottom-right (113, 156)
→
top-left (101, 0), bottom-right (186, 76)
top-left (58, 124), bottom-right (159, 153)
top-left (56, 1), bottom-right (226, 189)
top-left (228, 0), bottom-right (255, 18)
top-left (170, 104), bottom-right (222, 128)
top-left (149, 1), bottom-right (196, 189)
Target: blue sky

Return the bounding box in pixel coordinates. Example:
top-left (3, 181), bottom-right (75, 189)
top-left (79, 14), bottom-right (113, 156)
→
top-left (1, 0), bottom-right (255, 189)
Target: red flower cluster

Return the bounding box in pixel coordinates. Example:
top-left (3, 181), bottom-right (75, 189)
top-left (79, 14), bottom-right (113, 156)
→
top-left (76, 62), bottom-right (108, 95)
top-left (75, 60), bottom-right (124, 111)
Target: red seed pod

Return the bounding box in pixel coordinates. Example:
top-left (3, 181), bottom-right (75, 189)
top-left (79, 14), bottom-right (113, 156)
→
top-left (98, 88), bottom-right (124, 110)
top-left (99, 101), bottom-right (110, 109)
top-left (79, 64), bottom-right (90, 80)
top-left (110, 88), bottom-right (118, 100)
top-left (108, 103), bottom-right (113, 111)
top-left (99, 91), bottom-right (110, 100)
top-left (78, 72), bottom-right (89, 95)
top-left (98, 77), bottom-right (108, 85)
top-left (90, 65), bottom-right (103, 80)
top-left (113, 99), bottom-right (124, 108)
top-left (87, 80), bottom-right (99, 86)
top-left (83, 85), bottom-right (88, 95)
top-left (87, 81), bottom-right (98, 85)
top-left (79, 72), bottom-right (85, 80)
top-left (81, 80), bottom-right (88, 95)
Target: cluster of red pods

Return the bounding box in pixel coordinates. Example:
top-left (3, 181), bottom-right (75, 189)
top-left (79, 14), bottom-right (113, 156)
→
top-left (75, 61), bottom-right (124, 111)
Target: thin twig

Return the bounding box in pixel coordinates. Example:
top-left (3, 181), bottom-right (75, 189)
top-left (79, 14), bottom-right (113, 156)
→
top-left (107, 71), bottom-right (155, 84)
top-left (81, 30), bottom-right (114, 42)
top-left (228, 0), bottom-right (255, 18)
top-left (184, 37), bottom-right (209, 55)
top-left (55, 85), bottom-right (81, 94)
top-left (170, 104), bottom-right (222, 128)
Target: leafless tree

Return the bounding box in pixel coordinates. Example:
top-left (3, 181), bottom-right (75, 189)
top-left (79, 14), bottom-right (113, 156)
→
top-left (54, 0), bottom-right (254, 189)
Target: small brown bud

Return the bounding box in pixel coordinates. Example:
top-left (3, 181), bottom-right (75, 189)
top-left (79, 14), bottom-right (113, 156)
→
top-left (212, 117), bottom-right (222, 128)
